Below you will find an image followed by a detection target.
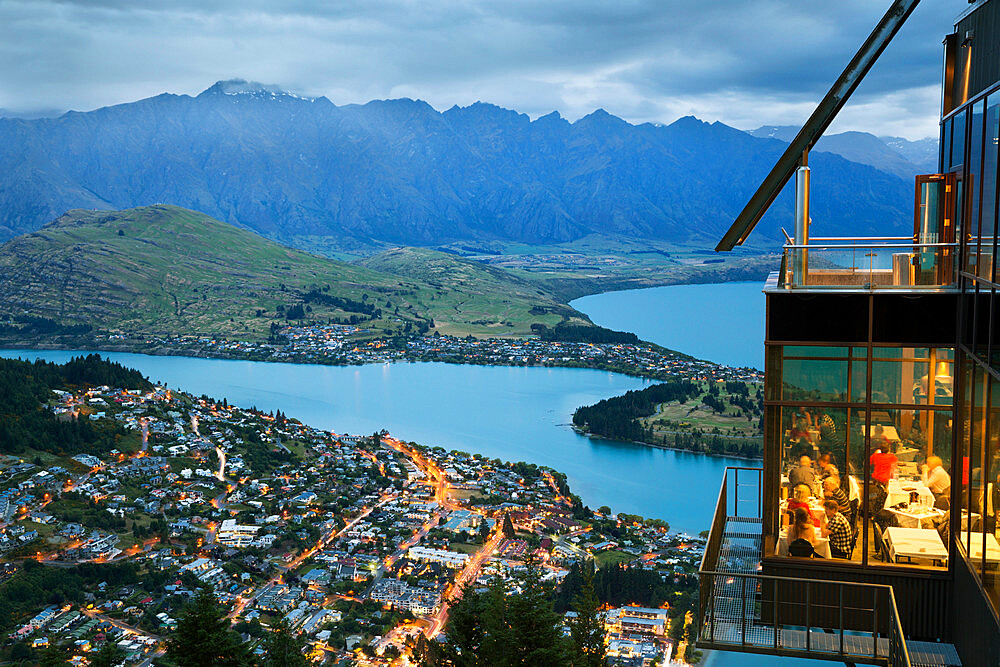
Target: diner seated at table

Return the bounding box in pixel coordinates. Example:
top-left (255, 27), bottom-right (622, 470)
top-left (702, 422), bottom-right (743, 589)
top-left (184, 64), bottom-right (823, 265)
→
top-left (921, 456), bottom-right (951, 499)
top-left (788, 507), bottom-right (821, 557)
top-left (823, 477), bottom-right (851, 518)
top-left (820, 499), bottom-right (853, 559)
top-left (787, 483), bottom-right (813, 513)
top-left (817, 452), bottom-right (839, 482)
top-left (789, 456), bottom-right (817, 490)
top-left (870, 439), bottom-right (898, 485)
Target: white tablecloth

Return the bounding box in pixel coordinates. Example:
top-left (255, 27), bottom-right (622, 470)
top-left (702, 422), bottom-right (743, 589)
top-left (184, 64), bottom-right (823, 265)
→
top-left (886, 506), bottom-right (945, 529)
top-left (885, 479), bottom-right (935, 509)
top-left (884, 527), bottom-right (947, 564)
top-left (967, 532), bottom-right (1000, 565)
top-left (777, 530), bottom-right (832, 559)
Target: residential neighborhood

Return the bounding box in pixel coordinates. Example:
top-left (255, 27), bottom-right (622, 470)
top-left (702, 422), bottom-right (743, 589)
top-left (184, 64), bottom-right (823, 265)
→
top-left (0, 380), bottom-right (706, 665)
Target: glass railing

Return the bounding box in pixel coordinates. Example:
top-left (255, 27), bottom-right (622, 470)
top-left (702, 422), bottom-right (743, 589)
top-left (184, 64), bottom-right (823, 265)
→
top-left (777, 238), bottom-right (960, 290)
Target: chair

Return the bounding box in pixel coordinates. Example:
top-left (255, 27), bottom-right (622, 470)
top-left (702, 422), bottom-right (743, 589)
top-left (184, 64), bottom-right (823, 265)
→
top-left (874, 524), bottom-right (890, 563)
top-left (788, 538), bottom-right (818, 558)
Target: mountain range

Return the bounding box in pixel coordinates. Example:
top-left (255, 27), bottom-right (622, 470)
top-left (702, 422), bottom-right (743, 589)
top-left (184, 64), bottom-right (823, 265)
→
top-left (748, 125), bottom-right (938, 179)
top-left (0, 80), bottom-right (924, 253)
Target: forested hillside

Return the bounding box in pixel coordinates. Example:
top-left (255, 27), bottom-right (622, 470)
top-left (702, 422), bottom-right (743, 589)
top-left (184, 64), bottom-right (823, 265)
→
top-left (0, 354), bottom-right (149, 456)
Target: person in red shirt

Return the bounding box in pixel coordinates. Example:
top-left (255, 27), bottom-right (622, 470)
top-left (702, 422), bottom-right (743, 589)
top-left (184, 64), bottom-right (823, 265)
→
top-left (870, 437), bottom-right (897, 485)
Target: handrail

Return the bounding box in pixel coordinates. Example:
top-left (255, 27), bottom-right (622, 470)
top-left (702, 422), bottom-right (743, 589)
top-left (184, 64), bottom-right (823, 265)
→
top-left (699, 570), bottom-right (912, 666)
top-left (808, 236), bottom-right (915, 241)
top-left (782, 242), bottom-right (958, 250)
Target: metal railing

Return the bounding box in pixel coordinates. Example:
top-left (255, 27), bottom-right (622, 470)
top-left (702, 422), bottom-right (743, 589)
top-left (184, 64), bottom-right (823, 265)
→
top-left (698, 571), bottom-right (912, 666)
top-left (698, 466), bottom-right (912, 666)
top-left (698, 467), bottom-right (763, 575)
top-left (777, 240), bottom-right (960, 290)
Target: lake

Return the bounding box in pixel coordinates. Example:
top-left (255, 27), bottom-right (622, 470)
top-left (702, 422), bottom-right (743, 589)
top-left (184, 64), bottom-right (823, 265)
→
top-left (571, 281), bottom-right (766, 370)
top-left (0, 349), bottom-right (744, 535)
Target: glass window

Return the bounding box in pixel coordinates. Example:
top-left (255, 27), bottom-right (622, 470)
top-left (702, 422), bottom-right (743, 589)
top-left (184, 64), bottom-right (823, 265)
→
top-left (953, 107), bottom-right (967, 171)
top-left (870, 348), bottom-right (954, 406)
top-left (943, 118), bottom-right (953, 172)
top-left (982, 94), bottom-right (999, 282)
top-left (777, 347), bottom-right (861, 403)
top-left (968, 366), bottom-right (988, 561)
top-left (967, 101), bottom-right (985, 276)
top-left (775, 406), bottom-right (855, 562)
top-left (862, 406), bottom-right (951, 571)
top-left (985, 373), bottom-right (1000, 612)
top-left (765, 344), bottom-right (957, 571)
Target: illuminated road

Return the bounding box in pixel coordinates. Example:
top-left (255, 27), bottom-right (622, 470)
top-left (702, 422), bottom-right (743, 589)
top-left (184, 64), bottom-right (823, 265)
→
top-left (228, 494), bottom-right (395, 621)
top-left (82, 608), bottom-right (164, 666)
top-left (426, 529), bottom-right (504, 638)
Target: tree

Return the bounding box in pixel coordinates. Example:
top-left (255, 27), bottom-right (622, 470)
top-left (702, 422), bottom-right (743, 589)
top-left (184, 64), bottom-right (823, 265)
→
top-left (262, 618), bottom-right (308, 667)
top-left (501, 513), bottom-right (516, 539)
top-left (505, 557), bottom-right (568, 666)
top-left (428, 557), bottom-right (568, 666)
top-left (569, 565), bottom-right (607, 667)
top-left (167, 589), bottom-right (250, 667)
top-left (597, 506), bottom-right (611, 517)
top-left (477, 520), bottom-right (491, 544)
top-left (89, 641), bottom-right (126, 667)
top-left (38, 643), bottom-right (70, 667)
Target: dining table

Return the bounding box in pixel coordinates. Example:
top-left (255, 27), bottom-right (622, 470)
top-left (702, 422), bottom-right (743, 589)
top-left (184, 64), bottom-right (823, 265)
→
top-left (885, 504), bottom-right (946, 529)
top-left (885, 479), bottom-right (935, 509)
top-left (966, 532), bottom-right (1000, 566)
top-left (884, 526), bottom-right (948, 565)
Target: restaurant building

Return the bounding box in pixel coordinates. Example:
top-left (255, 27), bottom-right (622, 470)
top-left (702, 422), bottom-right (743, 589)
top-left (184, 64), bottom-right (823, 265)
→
top-left (700, 1), bottom-right (1000, 665)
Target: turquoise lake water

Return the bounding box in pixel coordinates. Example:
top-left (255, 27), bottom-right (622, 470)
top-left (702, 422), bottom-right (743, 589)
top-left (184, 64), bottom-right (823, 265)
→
top-left (571, 281), bottom-right (766, 370)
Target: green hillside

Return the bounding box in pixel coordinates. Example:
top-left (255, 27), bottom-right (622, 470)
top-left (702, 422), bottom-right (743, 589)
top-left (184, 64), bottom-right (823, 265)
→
top-left (359, 247), bottom-right (589, 336)
top-left (0, 206), bottom-right (577, 340)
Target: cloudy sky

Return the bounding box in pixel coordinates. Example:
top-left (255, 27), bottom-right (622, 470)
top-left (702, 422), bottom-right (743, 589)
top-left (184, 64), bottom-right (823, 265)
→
top-left (0, 0), bottom-right (963, 139)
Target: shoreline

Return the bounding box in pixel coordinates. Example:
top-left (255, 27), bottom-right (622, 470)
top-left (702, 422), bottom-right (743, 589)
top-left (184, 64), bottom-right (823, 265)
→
top-left (0, 336), bottom-right (762, 383)
top-left (571, 426), bottom-right (763, 462)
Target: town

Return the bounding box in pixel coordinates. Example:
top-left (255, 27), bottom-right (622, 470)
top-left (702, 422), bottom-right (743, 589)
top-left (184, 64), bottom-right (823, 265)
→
top-left (97, 325), bottom-right (762, 384)
top-left (0, 378), bottom-right (708, 666)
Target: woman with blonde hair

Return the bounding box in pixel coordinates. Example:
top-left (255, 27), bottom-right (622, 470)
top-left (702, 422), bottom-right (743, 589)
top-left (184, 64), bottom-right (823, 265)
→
top-left (788, 508), bottom-right (820, 557)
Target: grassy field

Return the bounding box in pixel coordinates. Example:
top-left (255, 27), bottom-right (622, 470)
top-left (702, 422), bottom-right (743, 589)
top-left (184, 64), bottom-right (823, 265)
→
top-left (595, 549), bottom-right (635, 568)
top-left (359, 247), bottom-right (584, 336)
top-left (640, 383), bottom-right (762, 439)
top-left (0, 206), bottom-right (585, 339)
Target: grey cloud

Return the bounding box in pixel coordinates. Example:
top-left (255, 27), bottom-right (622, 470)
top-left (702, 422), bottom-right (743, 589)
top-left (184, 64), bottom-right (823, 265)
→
top-left (0, 0), bottom-right (966, 138)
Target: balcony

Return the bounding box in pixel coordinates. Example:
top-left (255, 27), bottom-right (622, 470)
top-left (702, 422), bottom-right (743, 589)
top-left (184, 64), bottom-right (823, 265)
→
top-left (697, 467), bottom-right (961, 666)
top-left (773, 238), bottom-right (961, 292)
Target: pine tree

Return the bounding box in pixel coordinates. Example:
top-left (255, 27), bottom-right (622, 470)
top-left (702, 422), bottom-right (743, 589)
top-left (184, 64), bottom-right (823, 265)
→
top-left (477, 520), bottom-right (491, 544)
top-left (262, 618), bottom-right (308, 667)
top-left (428, 558), bottom-right (568, 666)
top-left (505, 557), bottom-right (569, 666)
top-left (167, 589), bottom-right (250, 667)
top-left (501, 513), bottom-right (515, 539)
top-left (569, 565), bottom-right (607, 666)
